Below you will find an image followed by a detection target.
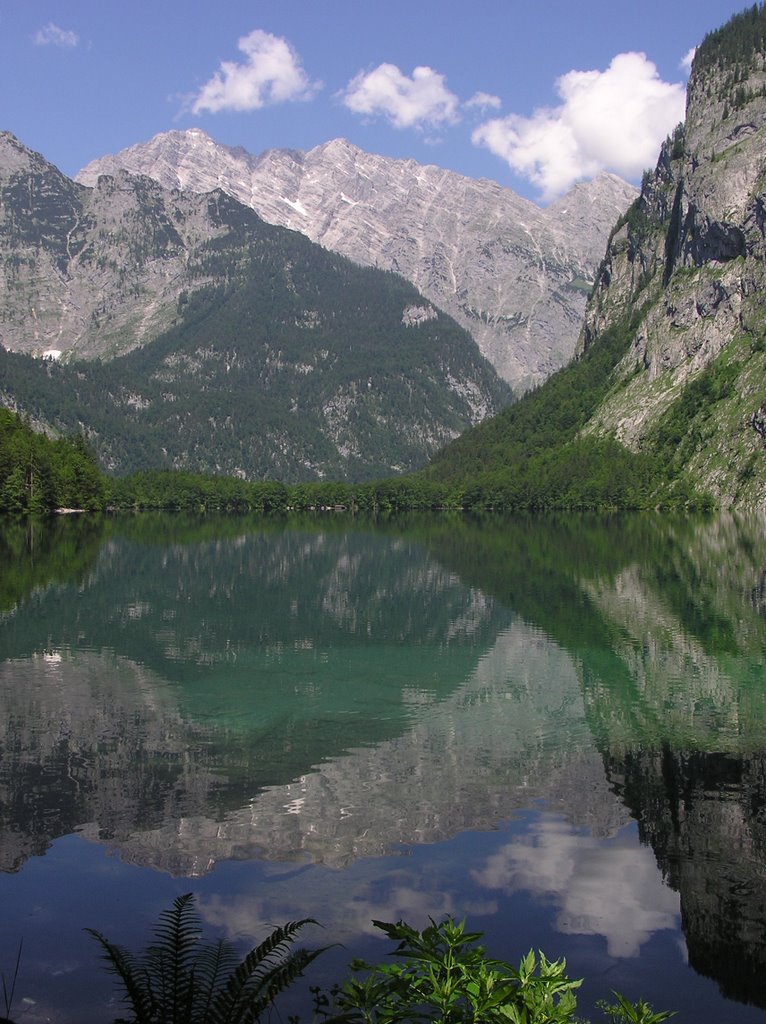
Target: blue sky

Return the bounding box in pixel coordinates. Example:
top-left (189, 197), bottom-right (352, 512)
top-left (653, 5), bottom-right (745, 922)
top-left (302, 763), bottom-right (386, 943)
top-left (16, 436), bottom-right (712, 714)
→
top-left (0, 1), bottom-right (750, 203)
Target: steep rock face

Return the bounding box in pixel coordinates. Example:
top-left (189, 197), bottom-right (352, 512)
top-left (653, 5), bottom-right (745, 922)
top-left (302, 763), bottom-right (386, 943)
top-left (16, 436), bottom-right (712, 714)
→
top-left (0, 131), bottom-right (238, 359)
top-left (77, 131), bottom-right (636, 390)
top-left (579, 10), bottom-right (766, 507)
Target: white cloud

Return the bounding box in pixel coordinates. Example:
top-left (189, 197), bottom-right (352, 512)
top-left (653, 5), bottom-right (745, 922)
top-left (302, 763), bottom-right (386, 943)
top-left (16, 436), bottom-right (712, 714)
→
top-left (191, 30), bottom-right (320, 114)
top-left (341, 63), bottom-right (460, 130)
top-left (34, 22), bottom-right (79, 48)
top-left (473, 51), bottom-right (686, 201)
top-left (197, 867), bottom-right (496, 948)
top-left (472, 817), bottom-right (680, 958)
top-left (465, 91), bottom-right (502, 112)
top-left (680, 47), bottom-right (696, 75)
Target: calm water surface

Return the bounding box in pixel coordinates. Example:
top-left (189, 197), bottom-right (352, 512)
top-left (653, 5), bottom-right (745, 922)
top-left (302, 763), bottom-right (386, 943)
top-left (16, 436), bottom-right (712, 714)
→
top-left (1, 512), bottom-right (766, 1022)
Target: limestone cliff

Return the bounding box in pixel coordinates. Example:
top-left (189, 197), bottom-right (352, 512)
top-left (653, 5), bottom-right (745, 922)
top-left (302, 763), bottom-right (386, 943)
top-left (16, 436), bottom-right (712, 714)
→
top-left (78, 132), bottom-right (635, 391)
top-left (0, 131), bottom-right (234, 360)
top-left (579, 7), bottom-right (766, 508)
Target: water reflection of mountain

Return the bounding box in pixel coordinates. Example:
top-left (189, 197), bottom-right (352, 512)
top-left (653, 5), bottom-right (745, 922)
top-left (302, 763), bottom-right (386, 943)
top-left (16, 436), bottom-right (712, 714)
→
top-left (576, 518), bottom-right (766, 1009)
top-left (0, 651), bottom-right (218, 874)
top-left (607, 747), bottom-right (766, 1008)
top-left (0, 521), bottom-right (500, 870)
top-left (88, 620), bottom-right (627, 873)
top-left (4, 512), bottom-right (766, 1009)
top-left (0, 520), bottom-right (610, 872)
top-left (424, 512), bottom-right (766, 1009)
top-left (0, 515), bottom-right (629, 875)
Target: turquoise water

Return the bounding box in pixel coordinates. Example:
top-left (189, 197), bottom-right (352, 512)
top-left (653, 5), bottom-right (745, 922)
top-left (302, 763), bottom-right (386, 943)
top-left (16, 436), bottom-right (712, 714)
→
top-left (1, 512), bottom-right (766, 1022)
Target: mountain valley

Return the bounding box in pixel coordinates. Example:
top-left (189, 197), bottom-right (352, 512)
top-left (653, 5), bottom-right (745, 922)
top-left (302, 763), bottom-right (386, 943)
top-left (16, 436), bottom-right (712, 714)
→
top-left (3, 7), bottom-right (766, 505)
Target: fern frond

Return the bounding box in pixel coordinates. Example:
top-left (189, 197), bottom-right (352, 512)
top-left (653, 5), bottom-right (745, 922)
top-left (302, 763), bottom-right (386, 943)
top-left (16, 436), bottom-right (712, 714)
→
top-left (208, 919), bottom-right (322, 1024)
top-left (241, 947), bottom-right (329, 1022)
top-left (88, 901), bottom-right (326, 1024)
top-left (191, 939), bottom-right (239, 1024)
top-left (85, 929), bottom-right (156, 1024)
top-left (245, 918), bottom-right (319, 974)
top-left (150, 894), bottom-right (201, 959)
top-left (1, 938), bottom-right (23, 1023)
top-left (144, 892), bottom-right (201, 1023)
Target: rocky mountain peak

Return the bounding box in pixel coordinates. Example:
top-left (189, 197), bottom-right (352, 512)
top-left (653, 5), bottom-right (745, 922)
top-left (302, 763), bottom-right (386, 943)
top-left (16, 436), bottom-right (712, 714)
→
top-left (311, 137), bottom-right (361, 158)
top-left (1, 129), bottom-right (64, 178)
top-left (78, 131), bottom-right (635, 391)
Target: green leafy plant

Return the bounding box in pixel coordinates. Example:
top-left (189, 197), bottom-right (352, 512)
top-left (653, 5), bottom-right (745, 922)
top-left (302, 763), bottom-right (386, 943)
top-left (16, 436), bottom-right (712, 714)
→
top-left (598, 991), bottom-right (676, 1024)
top-left (326, 917), bottom-right (581, 1024)
top-left (318, 919), bottom-right (674, 1024)
top-left (87, 893), bottom-right (326, 1024)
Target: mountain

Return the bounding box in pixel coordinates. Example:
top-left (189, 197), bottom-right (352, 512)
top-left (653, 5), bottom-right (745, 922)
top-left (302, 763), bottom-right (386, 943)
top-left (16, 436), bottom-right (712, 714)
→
top-left (0, 132), bottom-right (509, 481)
top-left (77, 131), bottom-right (636, 391)
top-left (576, 5), bottom-right (766, 508)
top-left (425, 6), bottom-right (766, 511)
top-left (0, 129), bottom-right (258, 361)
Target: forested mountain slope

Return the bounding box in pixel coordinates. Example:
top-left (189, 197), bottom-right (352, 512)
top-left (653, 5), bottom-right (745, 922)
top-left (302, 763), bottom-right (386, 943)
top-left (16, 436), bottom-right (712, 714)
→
top-left (0, 135), bottom-right (509, 481)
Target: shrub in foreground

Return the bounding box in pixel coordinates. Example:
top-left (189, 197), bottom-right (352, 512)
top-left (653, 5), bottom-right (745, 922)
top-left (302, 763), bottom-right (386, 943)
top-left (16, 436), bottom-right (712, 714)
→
top-left (1, 897), bottom-right (678, 1024)
top-left (322, 918), bottom-right (674, 1024)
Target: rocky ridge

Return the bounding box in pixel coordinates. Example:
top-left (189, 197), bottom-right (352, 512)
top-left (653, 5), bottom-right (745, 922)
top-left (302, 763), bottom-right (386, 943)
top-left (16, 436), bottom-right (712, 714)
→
top-left (77, 131), bottom-right (636, 391)
top-left (0, 131), bottom-right (234, 360)
top-left (0, 131), bottom-right (510, 480)
top-left (578, 8), bottom-right (766, 507)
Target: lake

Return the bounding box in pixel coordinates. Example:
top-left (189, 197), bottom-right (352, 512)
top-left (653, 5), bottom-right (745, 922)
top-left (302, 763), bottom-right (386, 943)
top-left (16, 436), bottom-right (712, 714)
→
top-left (1, 512), bottom-right (766, 1022)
